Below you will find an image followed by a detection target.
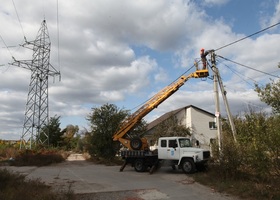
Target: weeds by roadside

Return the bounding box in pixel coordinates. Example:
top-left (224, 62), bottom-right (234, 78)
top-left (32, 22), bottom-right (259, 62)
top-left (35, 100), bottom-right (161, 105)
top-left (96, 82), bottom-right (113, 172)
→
top-left (10, 149), bottom-right (66, 166)
top-left (0, 168), bottom-right (75, 200)
top-left (0, 147), bottom-right (69, 167)
top-left (191, 160), bottom-right (280, 200)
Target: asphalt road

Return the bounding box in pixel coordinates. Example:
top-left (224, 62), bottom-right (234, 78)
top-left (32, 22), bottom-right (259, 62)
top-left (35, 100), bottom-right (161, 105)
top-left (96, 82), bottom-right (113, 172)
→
top-left (1, 154), bottom-right (239, 200)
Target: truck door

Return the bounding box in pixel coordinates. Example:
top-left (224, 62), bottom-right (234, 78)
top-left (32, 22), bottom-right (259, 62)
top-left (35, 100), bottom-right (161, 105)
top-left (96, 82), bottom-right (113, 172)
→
top-left (167, 139), bottom-right (180, 160)
top-left (158, 139), bottom-right (168, 159)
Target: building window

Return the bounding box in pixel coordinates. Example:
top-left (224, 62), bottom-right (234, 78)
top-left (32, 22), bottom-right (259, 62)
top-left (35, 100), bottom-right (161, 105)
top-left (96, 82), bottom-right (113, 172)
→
top-left (209, 121), bottom-right (217, 129)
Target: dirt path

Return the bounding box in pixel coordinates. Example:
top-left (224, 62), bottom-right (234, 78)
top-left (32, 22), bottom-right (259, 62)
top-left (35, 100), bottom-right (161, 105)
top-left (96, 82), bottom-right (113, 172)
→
top-left (66, 153), bottom-right (86, 161)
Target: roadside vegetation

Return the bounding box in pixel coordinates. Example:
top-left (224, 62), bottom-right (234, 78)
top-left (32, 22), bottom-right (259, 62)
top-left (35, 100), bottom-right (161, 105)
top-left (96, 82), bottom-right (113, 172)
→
top-left (191, 78), bottom-right (280, 200)
top-left (0, 146), bottom-right (75, 200)
top-left (191, 112), bottom-right (280, 200)
top-left (0, 118), bottom-right (80, 200)
top-left (0, 168), bottom-right (75, 200)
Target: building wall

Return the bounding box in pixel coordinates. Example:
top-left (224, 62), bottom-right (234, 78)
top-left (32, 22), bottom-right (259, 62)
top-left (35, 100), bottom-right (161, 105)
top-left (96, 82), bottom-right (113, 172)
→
top-left (171, 107), bottom-right (216, 150)
top-left (188, 107), bottom-right (216, 149)
top-left (175, 109), bottom-right (186, 126)
top-left (146, 106), bottom-right (217, 150)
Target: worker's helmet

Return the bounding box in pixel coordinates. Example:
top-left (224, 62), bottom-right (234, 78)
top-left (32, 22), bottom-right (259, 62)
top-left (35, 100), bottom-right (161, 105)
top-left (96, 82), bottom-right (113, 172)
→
top-left (200, 48), bottom-right (205, 51)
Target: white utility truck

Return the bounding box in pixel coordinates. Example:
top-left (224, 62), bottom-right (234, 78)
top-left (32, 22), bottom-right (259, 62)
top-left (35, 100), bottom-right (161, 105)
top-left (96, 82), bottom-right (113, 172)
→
top-left (120, 136), bottom-right (210, 174)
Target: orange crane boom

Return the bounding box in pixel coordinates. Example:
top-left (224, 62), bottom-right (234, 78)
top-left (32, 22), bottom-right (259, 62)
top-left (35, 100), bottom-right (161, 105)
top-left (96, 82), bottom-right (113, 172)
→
top-left (113, 68), bottom-right (209, 150)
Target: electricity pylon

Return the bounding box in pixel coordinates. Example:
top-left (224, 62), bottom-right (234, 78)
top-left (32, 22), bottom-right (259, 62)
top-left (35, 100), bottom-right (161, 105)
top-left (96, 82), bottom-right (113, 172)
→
top-left (11, 20), bottom-right (61, 149)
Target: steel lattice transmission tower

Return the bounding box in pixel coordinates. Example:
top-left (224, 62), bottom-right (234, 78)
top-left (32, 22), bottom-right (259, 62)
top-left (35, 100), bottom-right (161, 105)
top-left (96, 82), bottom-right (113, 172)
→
top-left (11, 20), bottom-right (61, 149)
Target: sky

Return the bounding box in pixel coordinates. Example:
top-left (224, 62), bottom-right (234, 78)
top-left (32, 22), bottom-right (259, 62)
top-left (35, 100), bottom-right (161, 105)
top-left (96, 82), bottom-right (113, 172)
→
top-left (0, 0), bottom-right (280, 140)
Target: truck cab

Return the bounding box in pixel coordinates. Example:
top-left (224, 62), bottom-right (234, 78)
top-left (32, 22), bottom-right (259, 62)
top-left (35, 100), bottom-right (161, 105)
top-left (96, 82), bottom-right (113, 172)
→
top-left (157, 137), bottom-right (210, 173)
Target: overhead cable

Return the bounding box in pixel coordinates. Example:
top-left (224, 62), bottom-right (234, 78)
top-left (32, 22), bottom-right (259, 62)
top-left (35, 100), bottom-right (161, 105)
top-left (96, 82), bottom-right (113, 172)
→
top-left (12, 0), bottom-right (26, 40)
top-left (56, 0), bottom-right (61, 72)
top-left (0, 34), bottom-right (13, 57)
top-left (215, 21), bottom-right (280, 51)
top-left (217, 60), bottom-right (255, 87)
top-left (217, 55), bottom-right (280, 78)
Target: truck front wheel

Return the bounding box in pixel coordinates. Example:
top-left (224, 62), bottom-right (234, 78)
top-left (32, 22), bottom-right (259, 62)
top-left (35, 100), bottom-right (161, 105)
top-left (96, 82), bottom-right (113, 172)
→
top-left (181, 158), bottom-right (195, 174)
top-left (134, 159), bottom-right (147, 172)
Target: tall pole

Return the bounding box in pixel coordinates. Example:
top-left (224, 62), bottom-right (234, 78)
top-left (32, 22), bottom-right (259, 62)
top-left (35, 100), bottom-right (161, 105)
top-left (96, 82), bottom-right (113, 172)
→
top-left (216, 71), bottom-right (237, 142)
top-left (11, 20), bottom-right (60, 149)
top-left (211, 52), bottom-right (222, 152)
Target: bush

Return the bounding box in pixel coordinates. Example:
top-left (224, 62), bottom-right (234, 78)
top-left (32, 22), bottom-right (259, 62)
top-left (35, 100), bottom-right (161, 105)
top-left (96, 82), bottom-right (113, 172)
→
top-left (205, 111), bottom-right (280, 199)
top-left (0, 147), bottom-right (17, 161)
top-left (217, 138), bottom-right (244, 180)
top-left (11, 149), bottom-right (65, 166)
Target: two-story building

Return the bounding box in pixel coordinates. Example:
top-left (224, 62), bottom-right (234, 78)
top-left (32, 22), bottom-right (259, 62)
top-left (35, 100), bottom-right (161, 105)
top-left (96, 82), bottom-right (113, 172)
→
top-left (145, 105), bottom-right (217, 150)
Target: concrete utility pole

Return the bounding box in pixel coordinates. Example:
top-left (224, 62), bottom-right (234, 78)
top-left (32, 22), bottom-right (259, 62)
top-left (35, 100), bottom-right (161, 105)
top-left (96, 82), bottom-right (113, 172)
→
top-left (210, 52), bottom-right (222, 152)
top-left (209, 51), bottom-right (238, 154)
top-left (11, 20), bottom-right (60, 149)
top-left (216, 69), bottom-right (237, 142)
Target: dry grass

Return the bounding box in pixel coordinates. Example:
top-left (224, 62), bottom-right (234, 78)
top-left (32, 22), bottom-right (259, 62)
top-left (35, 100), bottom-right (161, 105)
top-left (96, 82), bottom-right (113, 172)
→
top-left (0, 168), bottom-right (75, 200)
top-left (0, 147), bottom-right (76, 200)
top-left (191, 164), bottom-right (280, 200)
top-left (9, 149), bottom-right (65, 166)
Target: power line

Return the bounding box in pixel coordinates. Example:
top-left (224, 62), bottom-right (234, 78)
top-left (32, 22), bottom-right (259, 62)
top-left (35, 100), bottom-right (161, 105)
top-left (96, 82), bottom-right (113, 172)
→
top-left (217, 55), bottom-right (280, 78)
top-left (12, 0), bottom-right (26, 40)
top-left (216, 59), bottom-right (256, 88)
top-left (215, 21), bottom-right (280, 51)
top-left (0, 34), bottom-right (13, 58)
top-left (56, 0), bottom-right (61, 73)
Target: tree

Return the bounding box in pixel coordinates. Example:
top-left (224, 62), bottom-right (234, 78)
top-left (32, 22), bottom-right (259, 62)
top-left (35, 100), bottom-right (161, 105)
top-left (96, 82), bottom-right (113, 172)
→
top-left (255, 66), bottom-right (280, 114)
top-left (61, 125), bottom-right (79, 150)
top-left (87, 104), bottom-right (128, 159)
top-left (151, 115), bottom-right (191, 142)
top-left (87, 103), bottom-right (148, 159)
top-left (39, 115), bottom-right (63, 147)
top-left (220, 110), bottom-right (280, 179)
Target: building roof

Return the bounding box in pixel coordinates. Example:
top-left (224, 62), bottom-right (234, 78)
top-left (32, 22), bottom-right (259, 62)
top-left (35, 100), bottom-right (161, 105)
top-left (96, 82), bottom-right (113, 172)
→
top-left (147, 105), bottom-right (214, 131)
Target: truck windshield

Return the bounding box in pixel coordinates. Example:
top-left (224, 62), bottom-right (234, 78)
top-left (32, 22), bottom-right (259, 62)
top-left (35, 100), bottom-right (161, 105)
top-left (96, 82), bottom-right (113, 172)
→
top-left (179, 138), bottom-right (191, 147)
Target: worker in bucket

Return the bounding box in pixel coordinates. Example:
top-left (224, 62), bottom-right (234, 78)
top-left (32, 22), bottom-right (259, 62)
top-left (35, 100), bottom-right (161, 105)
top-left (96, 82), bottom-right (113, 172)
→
top-left (200, 48), bottom-right (209, 69)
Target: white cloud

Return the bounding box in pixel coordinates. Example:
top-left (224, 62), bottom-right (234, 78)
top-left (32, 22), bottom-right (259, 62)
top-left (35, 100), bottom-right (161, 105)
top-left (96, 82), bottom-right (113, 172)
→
top-left (0, 0), bottom-right (279, 140)
top-left (203, 0), bottom-right (230, 6)
top-left (262, 0), bottom-right (280, 27)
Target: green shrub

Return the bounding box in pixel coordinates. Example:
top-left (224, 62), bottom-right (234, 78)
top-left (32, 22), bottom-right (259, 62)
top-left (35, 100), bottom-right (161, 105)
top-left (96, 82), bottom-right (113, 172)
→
top-left (206, 111), bottom-right (280, 199)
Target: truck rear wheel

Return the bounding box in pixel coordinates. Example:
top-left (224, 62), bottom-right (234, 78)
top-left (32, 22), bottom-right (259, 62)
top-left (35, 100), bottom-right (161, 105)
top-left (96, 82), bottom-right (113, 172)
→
top-left (131, 137), bottom-right (142, 150)
top-left (181, 158), bottom-right (195, 174)
top-left (134, 159), bottom-right (146, 172)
